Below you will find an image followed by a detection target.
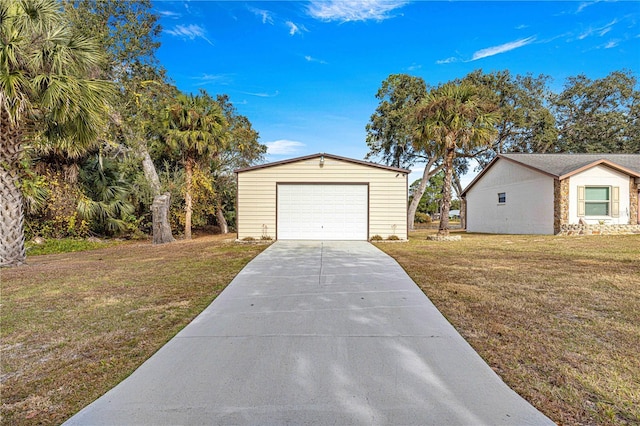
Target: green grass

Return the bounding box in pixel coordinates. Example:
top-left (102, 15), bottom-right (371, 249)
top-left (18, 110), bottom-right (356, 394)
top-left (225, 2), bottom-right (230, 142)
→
top-left (25, 238), bottom-right (116, 256)
top-left (1, 235), bottom-right (267, 425)
top-left (3, 231), bottom-right (639, 425)
top-left (375, 230), bottom-right (640, 425)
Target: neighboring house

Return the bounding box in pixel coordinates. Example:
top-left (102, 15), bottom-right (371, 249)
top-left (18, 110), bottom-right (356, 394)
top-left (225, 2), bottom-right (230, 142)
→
top-left (462, 154), bottom-right (640, 235)
top-left (235, 153), bottom-right (409, 241)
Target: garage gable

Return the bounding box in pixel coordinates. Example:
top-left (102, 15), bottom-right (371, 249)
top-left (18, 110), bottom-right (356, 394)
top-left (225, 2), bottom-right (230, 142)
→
top-left (235, 153), bottom-right (409, 241)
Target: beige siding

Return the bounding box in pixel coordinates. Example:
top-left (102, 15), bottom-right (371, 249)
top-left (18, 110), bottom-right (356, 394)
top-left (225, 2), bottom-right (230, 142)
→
top-left (237, 156), bottom-right (407, 240)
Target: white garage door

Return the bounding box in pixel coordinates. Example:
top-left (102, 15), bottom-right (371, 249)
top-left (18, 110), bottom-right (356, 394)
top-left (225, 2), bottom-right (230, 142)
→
top-left (277, 184), bottom-right (368, 240)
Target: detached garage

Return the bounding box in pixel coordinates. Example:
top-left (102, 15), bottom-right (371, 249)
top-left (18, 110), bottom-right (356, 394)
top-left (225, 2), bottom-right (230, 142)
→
top-left (235, 153), bottom-right (409, 241)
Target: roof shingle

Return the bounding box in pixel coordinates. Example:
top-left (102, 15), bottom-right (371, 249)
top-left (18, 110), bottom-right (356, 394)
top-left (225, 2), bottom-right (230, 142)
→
top-left (499, 153), bottom-right (640, 177)
top-left (462, 153), bottom-right (640, 195)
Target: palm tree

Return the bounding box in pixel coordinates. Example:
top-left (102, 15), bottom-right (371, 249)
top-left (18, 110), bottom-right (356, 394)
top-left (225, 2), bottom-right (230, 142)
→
top-left (78, 154), bottom-right (135, 236)
top-left (0, 0), bottom-right (113, 266)
top-left (414, 83), bottom-right (498, 236)
top-left (165, 91), bottom-right (226, 239)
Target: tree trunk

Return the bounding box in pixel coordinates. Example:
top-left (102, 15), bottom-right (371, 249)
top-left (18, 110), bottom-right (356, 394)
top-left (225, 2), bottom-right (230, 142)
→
top-left (0, 113), bottom-right (26, 267)
top-left (184, 158), bottom-right (193, 240)
top-left (438, 148), bottom-right (456, 236)
top-left (138, 143), bottom-right (161, 195)
top-left (137, 143), bottom-right (175, 244)
top-left (452, 172), bottom-right (466, 230)
top-left (216, 207), bottom-right (229, 234)
top-left (151, 193), bottom-right (175, 244)
top-left (407, 158), bottom-right (442, 230)
top-left (0, 168), bottom-right (26, 267)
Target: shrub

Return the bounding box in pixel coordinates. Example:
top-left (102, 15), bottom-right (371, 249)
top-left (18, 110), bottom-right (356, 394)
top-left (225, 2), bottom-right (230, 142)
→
top-left (414, 212), bottom-right (431, 224)
top-left (370, 235), bottom-right (383, 241)
top-left (387, 235), bottom-right (400, 241)
top-left (25, 171), bottom-right (90, 239)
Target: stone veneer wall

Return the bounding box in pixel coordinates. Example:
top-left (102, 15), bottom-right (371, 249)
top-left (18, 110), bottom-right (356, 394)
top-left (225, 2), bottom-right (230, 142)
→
top-left (553, 178), bottom-right (570, 234)
top-left (557, 224), bottom-right (640, 236)
top-left (630, 177), bottom-right (639, 226)
top-left (555, 176), bottom-right (639, 234)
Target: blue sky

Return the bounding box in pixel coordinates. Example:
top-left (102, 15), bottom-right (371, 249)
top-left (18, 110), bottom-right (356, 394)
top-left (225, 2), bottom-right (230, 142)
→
top-left (154, 1), bottom-right (640, 184)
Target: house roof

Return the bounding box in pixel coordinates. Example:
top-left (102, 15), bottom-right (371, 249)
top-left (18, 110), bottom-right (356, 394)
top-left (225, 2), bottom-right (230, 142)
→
top-left (234, 153), bottom-right (411, 174)
top-left (462, 153), bottom-right (640, 196)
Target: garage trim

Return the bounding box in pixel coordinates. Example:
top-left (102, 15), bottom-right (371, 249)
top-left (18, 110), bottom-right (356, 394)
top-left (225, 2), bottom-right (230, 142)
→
top-left (235, 153), bottom-right (410, 241)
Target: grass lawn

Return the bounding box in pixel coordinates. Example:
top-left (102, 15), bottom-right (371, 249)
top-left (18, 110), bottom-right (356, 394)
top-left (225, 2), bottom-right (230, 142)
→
top-left (376, 230), bottom-right (640, 425)
top-left (2, 231), bottom-right (638, 425)
top-left (1, 235), bottom-right (268, 425)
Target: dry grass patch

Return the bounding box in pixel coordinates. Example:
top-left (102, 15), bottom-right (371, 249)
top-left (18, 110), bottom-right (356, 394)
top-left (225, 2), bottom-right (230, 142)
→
top-left (1, 235), bottom-right (267, 425)
top-left (376, 230), bottom-right (640, 425)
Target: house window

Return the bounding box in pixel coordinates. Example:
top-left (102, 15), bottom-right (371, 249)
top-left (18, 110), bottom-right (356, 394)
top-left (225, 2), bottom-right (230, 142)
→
top-left (584, 186), bottom-right (610, 216)
top-left (498, 192), bottom-right (506, 204)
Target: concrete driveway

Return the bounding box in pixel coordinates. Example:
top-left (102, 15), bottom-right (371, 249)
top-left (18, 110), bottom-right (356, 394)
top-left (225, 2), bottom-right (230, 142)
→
top-left (65, 241), bottom-right (553, 425)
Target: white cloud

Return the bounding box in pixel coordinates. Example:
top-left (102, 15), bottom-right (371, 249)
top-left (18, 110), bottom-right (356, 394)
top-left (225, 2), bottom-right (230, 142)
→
top-left (436, 57), bottom-right (459, 65)
top-left (578, 19), bottom-right (618, 40)
top-left (307, 0), bottom-right (408, 22)
top-left (240, 90), bottom-right (280, 98)
top-left (287, 21), bottom-right (300, 35)
top-left (576, 1), bottom-right (601, 14)
top-left (305, 55), bottom-right (328, 64)
top-left (191, 73), bottom-right (233, 86)
top-left (266, 140), bottom-right (305, 155)
top-left (471, 36), bottom-right (536, 61)
top-left (248, 7), bottom-right (273, 25)
top-left (158, 10), bottom-right (181, 19)
top-left (165, 24), bottom-right (213, 45)
top-left (603, 40), bottom-right (619, 49)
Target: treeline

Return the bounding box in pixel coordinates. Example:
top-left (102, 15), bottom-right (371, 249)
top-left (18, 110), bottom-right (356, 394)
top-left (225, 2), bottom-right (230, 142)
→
top-left (3, 1), bottom-right (639, 266)
top-left (365, 71), bottom-right (639, 230)
top-left (1, 0), bottom-right (265, 266)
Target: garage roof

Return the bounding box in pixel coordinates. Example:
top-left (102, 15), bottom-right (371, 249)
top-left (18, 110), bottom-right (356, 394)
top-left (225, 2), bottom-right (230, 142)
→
top-left (235, 153), bottom-right (411, 174)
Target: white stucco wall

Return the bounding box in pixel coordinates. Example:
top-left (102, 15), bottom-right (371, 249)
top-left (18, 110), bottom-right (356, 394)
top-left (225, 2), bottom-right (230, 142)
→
top-left (568, 165), bottom-right (631, 225)
top-left (466, 159), bottom-right (555, 234)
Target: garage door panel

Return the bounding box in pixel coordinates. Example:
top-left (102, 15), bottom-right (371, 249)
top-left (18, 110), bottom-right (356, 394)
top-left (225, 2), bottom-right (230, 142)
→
top-left (277, 184), bottom-right (367, 240)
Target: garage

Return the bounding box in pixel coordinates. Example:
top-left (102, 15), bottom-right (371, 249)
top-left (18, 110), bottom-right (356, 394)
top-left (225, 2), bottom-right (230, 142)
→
top-left (235, 153), bottom-right (409, 241)
top-left (277, 184), bottom-right (368, 240)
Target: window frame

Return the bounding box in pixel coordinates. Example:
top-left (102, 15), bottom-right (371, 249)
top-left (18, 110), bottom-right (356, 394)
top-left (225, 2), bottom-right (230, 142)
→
top-left (497, 192), bottom-right (506, 204)
top-left (584, 186), bottom-right (611, 217)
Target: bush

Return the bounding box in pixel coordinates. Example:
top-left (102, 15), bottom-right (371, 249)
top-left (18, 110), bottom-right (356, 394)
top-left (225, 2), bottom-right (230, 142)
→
top-left (370, 235), bottom-right (383, 241)
top-left (25, 238), bottom-right (111, 256)
top-left (387, 235), bottom-right (400, 241)
top-left (25, 171), bottom-right (90, 239)
top-left (414, 212), bottom-right (431, 224)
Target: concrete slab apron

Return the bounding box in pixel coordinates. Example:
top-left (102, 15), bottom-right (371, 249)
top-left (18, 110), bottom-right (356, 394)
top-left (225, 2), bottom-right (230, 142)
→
top-left (65, 241), bottom-right (554, 426)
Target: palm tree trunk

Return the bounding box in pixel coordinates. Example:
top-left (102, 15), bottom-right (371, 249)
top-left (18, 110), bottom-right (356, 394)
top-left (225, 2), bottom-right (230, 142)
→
top-left (0, 115), bottom-right (26, 267)
top-left (438, 147), bottom-right (455, 236)
top-left (184, 158), bottom-right (193, 240)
